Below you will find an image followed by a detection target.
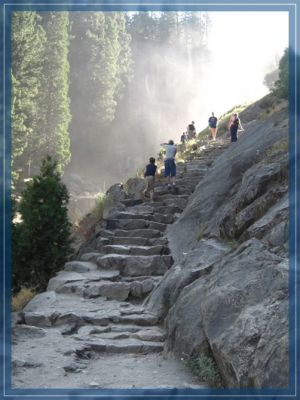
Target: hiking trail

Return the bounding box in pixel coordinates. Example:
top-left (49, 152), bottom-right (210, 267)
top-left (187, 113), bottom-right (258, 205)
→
top-left (13, 141), bottom-right (228, 389)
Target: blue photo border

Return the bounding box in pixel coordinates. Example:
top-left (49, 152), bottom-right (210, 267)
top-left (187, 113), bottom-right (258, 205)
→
top-left (0, 0), bottom-right (299, 399)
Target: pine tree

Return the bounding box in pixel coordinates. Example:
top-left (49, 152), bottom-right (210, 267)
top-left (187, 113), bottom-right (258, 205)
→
top-left (158, 12), bottom-right (179, 45)
top-left (38, 12), bottom-right (71, 175)
top-left (11, 12), bottom-right (46, 190)
top-left (13, 156), bottom-right (72, 291)
top-left (70, 12), bottom-right (132, 126)
top-left (68, 12), bottom-right (132, 171)
top-left (11, 12), bottom-right (71, 191)
top-left (128, 12), bottom-right (159, 44)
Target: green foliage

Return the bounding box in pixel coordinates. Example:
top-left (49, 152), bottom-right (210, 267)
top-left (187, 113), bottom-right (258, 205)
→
top-left (68, 12), bottom-right (132, 172)
top-left (272, 48), bottom-right (288, 100)
top-left (198, 126), bottom-right (210, 139)
top-left (13, 156), bottom-right (72, 291)
top-left (265, 138), bottom-right (288, 161)
top-left (181, 12), bottom-right (210, 51)
top-left (158, 12), bottom-right (178, 45)
top-left (187, 354), bottom-right (223, 388)
top-left (38, 12), bottom-right (71, 174)
top-left (92, 192), bottom-right (113, 219)
top-left (128, 12), bottom-right (160, 43)
top-left (11, 12), bottom-right (71, 192)
top-left (69, 12), bottom-right (132, 126)
top-left (11, 12), bottom-right (47, 190)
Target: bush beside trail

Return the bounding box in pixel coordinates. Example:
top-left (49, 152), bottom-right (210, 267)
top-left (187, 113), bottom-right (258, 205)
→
top-left (13, 156), bottom-right (72, 293)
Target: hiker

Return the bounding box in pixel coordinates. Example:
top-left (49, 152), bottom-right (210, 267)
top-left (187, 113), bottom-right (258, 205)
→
top-left (160, 139), bottom-right (177, 189)
top-left (187, 121), bottom-right (196, 140)
top-left (180, 132), bottom-right (186, 145)
top-left (180, 132), bottom-right (186, 152)
top-left (228, 113), bottom-right (240, 142)
top-left (208, 112), bottom-right (218, 141)
top-left (142, 157), bottom-right (157, 202)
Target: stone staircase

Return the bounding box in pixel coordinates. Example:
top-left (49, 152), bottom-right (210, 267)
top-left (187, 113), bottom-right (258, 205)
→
top-left (13, 143), bottom-right (227, 389)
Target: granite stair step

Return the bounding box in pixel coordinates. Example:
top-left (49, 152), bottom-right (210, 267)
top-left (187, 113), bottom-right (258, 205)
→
top-left (114, 312), bottom-right (159, 326)
top-left (60, 280), bottom-right (131, 301)
top-left (64, 261), bottom-right (98, 273)
top-left (57, 277), bottom-right (157, 301)
top-left (106, 236), bottom-right (167, 247)
top-left (121, 199), bottom-right (143, 207)
top-left (85, 326), bottom-right (166, 343)
top-left (159, 194), bottom-right (189, 200)
top-left (106, 219), bottom-right (167, 232)
top-left (126, 204), bottom-right (179, 215)
top-left (95, 254), bottom-right (173, 276)
top-left (102, 244), bottom-right (170, 256)
top-left (86, 338), bottom-right (164, 354)
top-left (80, 252), bottom-right (103, 262)
top-left (111, 228), bottom-right (163, 238)
top-left (21, 297), bottom-right (159, 329)
top-left (47, 269), bottom-right (120, 292)
top-left (151, 205), bottom-right (183, 214)
top-left (114, 211), bottom-right (174, 225)
top-left (154, 187), bottom-right (186, 196)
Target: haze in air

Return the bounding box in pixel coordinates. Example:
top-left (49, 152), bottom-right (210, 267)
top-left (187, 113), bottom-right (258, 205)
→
top-left (11, 11), bottom-right (288, 203)
top-left (66, 11), bottom-right (288, 193)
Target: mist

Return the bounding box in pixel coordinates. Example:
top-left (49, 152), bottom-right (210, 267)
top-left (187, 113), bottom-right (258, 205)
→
top-left (65, 11), bottom-right (288, 196)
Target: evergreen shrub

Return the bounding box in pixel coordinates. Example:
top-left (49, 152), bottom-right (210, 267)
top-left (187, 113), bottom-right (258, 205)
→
top-left (188, 354), bottom-right (223, 388)
top-left (13, 156), bottom-right (72, 291)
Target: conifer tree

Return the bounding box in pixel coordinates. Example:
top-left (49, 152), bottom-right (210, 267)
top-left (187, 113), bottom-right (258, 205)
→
top-left (70, 12), bottom-right (131, 126)
top-left (38, 12), bottom-right (71, 174)
top-left (158, 12), bottom-right (179, 45)
top-left (11, 12), bottom-right (46, 189)
top-left (13, 156), bottom-right (72, 291)
top-left (69, 12), bottom-right (132, 169)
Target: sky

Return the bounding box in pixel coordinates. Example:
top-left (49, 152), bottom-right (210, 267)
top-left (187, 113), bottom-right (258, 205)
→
top-left (194, 11), bottom-right (289, 129)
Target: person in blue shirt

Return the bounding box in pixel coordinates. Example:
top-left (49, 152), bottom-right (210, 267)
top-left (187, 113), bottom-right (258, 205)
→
top-left (142, 157), bottom-right (157, 202)
top-left (208, 112), bottom-right (218, 141)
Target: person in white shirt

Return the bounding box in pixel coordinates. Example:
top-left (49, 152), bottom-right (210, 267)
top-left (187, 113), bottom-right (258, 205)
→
top-left (160, 139), bottom-right (177, 188)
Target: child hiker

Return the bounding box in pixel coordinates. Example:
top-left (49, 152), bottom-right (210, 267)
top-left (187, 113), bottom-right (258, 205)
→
top-left (142, 157), bottom-right (157, 202)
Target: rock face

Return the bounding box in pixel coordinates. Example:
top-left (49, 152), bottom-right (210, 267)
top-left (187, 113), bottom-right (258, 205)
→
top-left (124, 177), bottom-right (145, 200)
top-left (13, 97), bottom-right (289, 389)
top-left (146, 99), bottom-right (289, 388)
top-left (165, 239), bottom-right (288, 388)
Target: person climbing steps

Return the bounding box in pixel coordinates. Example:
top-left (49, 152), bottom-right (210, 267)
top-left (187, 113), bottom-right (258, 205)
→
top-left (142, 157), bottom-right (157, 202)
top-left (187, 121), bottom-right (196, 140)
top-left (160, 140), bottom-right (177, 189)
top-left (228, 113), bottom-right (240, 142)
top-left (208, 112), bottom-right (218, 141)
